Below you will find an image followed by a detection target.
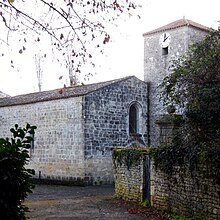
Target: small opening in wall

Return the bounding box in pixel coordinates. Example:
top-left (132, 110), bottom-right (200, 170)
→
top-left (162, 47), bottom-right (168, 55)
top-left (30, 133), bottom-right (35, 156)
top-left (129, 104), bottom-right (138, 134)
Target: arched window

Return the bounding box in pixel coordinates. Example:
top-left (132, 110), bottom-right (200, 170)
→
top-left (129, 103), bottom-right (142, 134)
top-left (129, 105), bottom-right (137, 133)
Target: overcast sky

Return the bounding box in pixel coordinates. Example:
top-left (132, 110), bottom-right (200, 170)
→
top-left (1, 0), bottom-right (220, 96)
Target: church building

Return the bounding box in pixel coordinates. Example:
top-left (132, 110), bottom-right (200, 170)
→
top-left (0, 18), bottom-right (211, 185)
top-left (0, 76), bottom-right (148, 185)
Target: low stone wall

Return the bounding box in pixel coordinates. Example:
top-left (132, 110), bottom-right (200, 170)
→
top-left (113, 149), bottom-right (220, 220)
top-left (151, 164), bottom-right (220, 220)
top-left (113, 157), bottom-right (145, 203)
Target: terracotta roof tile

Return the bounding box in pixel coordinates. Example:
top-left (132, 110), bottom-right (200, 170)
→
top-left (143, 18), bottom-right (212, 36)
top-left (0, 76), bottom-right (135, 107)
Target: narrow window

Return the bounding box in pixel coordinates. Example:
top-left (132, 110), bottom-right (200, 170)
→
top-left (162, 47), bottom-right (168, 55)
top-left (30, 133), bottom-right (35, 155)
top-left (129, 104), bottom-right (138, 134)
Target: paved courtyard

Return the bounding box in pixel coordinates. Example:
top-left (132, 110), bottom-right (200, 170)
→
top-left (24, 184), bottom-right (150, 220)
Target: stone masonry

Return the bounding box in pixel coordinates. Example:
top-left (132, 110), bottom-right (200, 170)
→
top-left (113, 157), bottom-right (145, 203)
top-left (151, 164), bottom-right (220, 220)
top-left (0, 76), bottom-right (148, 185)
top-left (0, 96), bottom-right (85, 183)
top-left (113, 152), bottom-right (220, 220)
top-left (83, 76), bottom-right (148, 184)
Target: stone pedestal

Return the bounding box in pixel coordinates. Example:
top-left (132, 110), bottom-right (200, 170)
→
top-left (156, 114), bottom-right (183, 145)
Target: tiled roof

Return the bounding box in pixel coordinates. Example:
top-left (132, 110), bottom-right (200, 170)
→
top-left (143, 18), bottom-right (212, 36)
top-left (0, 76), bottom-right (135, 107)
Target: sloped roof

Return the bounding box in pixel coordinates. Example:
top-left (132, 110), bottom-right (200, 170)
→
top-left (0, 76), bottom-right (136, 107)
top-left (0, 91), bottom-right (10, 98)
top-left (143, 18), bottom-right (212, 36)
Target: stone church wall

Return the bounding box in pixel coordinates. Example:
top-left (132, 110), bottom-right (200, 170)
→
top-left (0, 97), bottom-right (86, 184)
top-left (83, 77), bottom-right (148, 184)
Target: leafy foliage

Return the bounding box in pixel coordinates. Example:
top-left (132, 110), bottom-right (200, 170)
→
top-left (0, 123), bottom-right (37, 219)
top-left (113, 148), bottom-right (149, 170)
top-left (152, 31), bottom-right (220, 184)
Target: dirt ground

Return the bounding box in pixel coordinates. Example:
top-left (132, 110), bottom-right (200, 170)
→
top-left (24, 184), bottom-right (151, 220)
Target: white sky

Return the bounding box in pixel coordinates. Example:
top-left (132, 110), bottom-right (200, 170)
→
top-left (0, 0), bottom-right (220, 96)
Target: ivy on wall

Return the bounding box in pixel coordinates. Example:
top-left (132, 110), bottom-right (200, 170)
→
top-left (112, 148), bottom-right (149, 170)
top-left (151, 30), bottom-right (220, 185)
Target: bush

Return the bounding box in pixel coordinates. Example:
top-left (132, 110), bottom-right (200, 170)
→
top-left (154, 30), bottom-right (220, 184)
top-left (0, 123), bottom-right (37, 220)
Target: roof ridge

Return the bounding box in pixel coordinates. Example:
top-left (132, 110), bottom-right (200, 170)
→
top-left (143, 18), bottom-right (211, 36)
top-left (0, 75), bottom-right (137, 107)
top-left (78, 75), bottom-right (135, 90)
top-left (0, 91), bottom-right (10, 98)
top-left (7, 75), bottom-right (135, 98)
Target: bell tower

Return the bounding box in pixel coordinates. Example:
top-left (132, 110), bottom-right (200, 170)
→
top-left (143, 18), bottom-right (211, 146)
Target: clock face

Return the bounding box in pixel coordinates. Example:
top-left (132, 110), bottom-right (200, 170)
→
top-left (159, 32), bottom-right (171, 48)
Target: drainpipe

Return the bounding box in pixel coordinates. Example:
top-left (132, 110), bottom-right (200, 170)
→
top-left (147, 82), bottom-right (151, 146)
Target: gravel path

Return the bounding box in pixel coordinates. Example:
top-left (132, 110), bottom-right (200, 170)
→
top-left (24, 184), bottom-right (149, 220)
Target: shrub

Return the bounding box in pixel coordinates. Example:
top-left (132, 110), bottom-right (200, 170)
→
top-left (0, 123), bottom-right (37, 220)
top-left (154, 30), bottom-right (220, 184)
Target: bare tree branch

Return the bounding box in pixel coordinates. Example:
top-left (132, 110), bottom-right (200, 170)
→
top-left (7, 1), bottom-right (62, 43)
top-left (0, 0), bottom-right (139, 86)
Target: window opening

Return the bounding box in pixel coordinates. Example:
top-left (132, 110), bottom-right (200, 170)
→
top-left (162, 47), bottom-right (168, 55)
top-left (129, 104), bottom-right (138, 134)
top-left (30, 133), bottom-right (35, 155)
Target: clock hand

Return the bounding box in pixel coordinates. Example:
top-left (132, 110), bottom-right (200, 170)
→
top-left (163, 33), bottom-right (166, 41)
top-left (164, 36), bottom-right (169, 42)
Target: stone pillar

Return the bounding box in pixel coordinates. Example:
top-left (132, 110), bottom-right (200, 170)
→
top-left (155, 114), bottom-right (183, 145)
